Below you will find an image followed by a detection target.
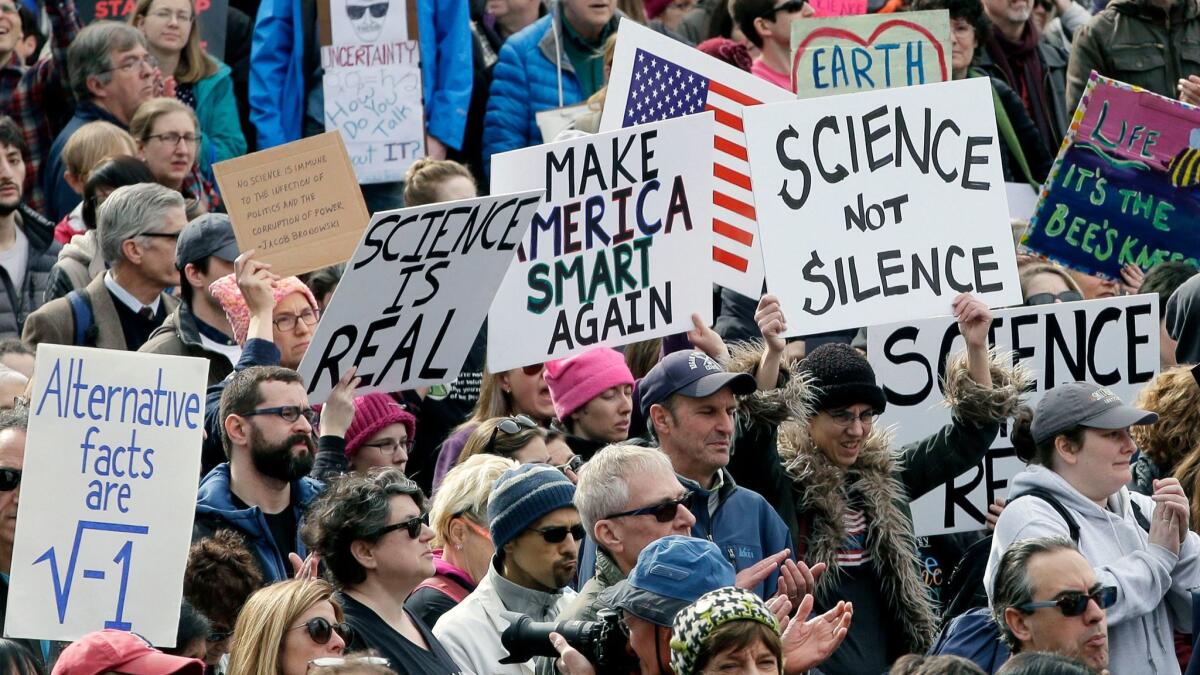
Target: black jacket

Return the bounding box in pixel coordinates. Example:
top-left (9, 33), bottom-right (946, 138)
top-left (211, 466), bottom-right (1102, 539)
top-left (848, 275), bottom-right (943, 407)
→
top-left (978, 36), bottom-right (1071, 159)
top-left (989, 75), bottom-right (1054, 183)
top-left (0, 213), bottom-right (61, 339)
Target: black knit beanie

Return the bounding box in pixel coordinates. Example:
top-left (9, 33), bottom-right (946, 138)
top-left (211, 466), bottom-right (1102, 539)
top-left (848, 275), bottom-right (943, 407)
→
top-left (799, 343), bottom-right (888, 413)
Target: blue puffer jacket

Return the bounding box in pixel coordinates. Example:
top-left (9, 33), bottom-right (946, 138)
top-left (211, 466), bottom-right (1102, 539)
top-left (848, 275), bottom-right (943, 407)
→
top-left (194, 61), bottom-right (247, 181)
top-left (193, 462), bottom-right (323, 584)
top-left (482, 9), bottom-right (583, 170)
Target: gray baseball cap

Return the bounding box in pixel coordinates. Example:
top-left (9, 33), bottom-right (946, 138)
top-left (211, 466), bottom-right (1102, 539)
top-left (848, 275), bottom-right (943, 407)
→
top-left (175, 213), bottom-right (239, 270)
top-left (1031, 382), bottom-right (1158, 444)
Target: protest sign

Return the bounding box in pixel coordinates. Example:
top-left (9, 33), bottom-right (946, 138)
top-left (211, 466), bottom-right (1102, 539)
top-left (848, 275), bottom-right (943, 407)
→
top-left (298, 190), bottom-right (543, 404)
top-left (600, 19), bottom-right (790, 298)
top-left (743, 78), bottom-right (1021, 335)
top-left (488, 114), bottom-right (715, 371)
top-left (810, 0), bottom-right (868, 16)
top-left (1024, 74), bottom-right (1200, 279)
top-left (1007, 182), bottom-right (1040, 222)
top-left (5, 347), bottom-right (207, 645)
top-left (791, 11), bottom-right (951, 99)
top-left (82, 0), bottom-right (229, 62)
top-left (867, 295), bottom-right (1159, 536)
top-left (214, 131), bottom-right (371, 278)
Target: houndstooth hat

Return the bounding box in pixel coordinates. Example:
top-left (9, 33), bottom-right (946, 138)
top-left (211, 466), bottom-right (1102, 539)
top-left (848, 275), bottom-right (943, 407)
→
top-left (669, 587), bottom-right (780, 675)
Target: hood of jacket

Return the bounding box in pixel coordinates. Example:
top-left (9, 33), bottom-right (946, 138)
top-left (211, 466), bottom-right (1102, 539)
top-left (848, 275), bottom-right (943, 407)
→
top-left (1008, 463), bottom-right (1142, 529)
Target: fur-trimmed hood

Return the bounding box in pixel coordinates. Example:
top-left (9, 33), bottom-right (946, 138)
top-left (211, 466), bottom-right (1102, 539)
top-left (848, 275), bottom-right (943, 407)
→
top-left (722, 341), bottom-right (812, 427)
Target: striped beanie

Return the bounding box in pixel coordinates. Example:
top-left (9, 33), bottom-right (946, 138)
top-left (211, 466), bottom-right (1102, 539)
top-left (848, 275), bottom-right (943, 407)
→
top-left (488, 464), bottom-right (576, 550)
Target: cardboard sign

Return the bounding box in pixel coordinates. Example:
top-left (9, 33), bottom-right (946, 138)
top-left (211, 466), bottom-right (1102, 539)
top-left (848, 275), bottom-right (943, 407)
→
top-left (82, 0), bottom-right (229, 61)
top-left (743, 78), bottom-right (1022, 335)
top-left (600, 19), bottom-right (790, 299)
top-left (1024, 74), bottom-right (1200, 279)
top-left (791, 11), bottom-right (951, 99)
top-left (214, 132), bottom-right (371, 278)
top-left (867, 295), bottom-right (1159, 536)
top-left (6, 347), bottom-right (207, 644)
top-left (487, 115), bottom-right (715, 371)
top-left (298, 190), bottom-right (543, 404)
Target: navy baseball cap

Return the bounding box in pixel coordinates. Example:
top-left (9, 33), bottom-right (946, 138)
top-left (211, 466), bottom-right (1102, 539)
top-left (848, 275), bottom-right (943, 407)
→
top-left (176, 213), bottom-right (239, 269)
top-left (1031, 382), bottom-right (1158, 444)
top-left (599, 535), bottom-right (736, 627)
top-left (638, 351), bottom-right (757, 419)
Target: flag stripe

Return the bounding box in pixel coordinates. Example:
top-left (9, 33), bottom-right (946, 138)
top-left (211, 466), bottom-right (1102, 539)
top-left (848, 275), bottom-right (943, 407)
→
top-left (714, 163), bottom-right (753, 191)
top-left (705, 104), bottom-right (743, 132)
top-left (708, 80), bottom-right (761, 107)
top-left (713, 245), bottom-right (749, 272)
top-left (714, 218), bottom-right (754, 246)
top-left (714, 136), bottom-right (748, 161)
top-left (714, 191), bottom-right (756, 220)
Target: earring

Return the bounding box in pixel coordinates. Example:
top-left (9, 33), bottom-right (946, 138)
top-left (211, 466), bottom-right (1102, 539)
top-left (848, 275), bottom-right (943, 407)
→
top-left (455, 543), bottom-right (464, 551)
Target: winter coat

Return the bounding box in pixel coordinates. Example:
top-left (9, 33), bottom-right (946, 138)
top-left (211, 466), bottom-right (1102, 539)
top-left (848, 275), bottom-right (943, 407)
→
top-left (192, 462), bottom-right (322, 584)
top-left (1042, 1), bottom-right (1092, 51)
top-left (194, 61), bottom-right (247, 180)
top-left (44, 228), bottom-right (104, 303)
top-left (1067, 0), bottom-right (1200, 111)
top-left (985, 73), bottom-right (1054, 184)
top-left (0, 216), bottom-right (61, 339)
top-left (139, 303), bottom-right (236, 387)
top-left (482, 9), bottom-right (585, 169)
top-left (42, 103), bottom-right (126, 223)
top-left (22, 272), bottom-right (179, 351)
top-left (978, 37), bottom-right (1070, 158)
top-left (986, 464), bottom-right (1200, 675)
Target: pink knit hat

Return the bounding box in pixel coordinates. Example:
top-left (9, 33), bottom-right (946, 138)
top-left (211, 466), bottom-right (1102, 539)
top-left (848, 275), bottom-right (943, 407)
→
top-left (344, 392), bottom-right (417, 458)
top-left (544, 348), bottom-right (635, 420)
top-left (645, 0), bottom-right (672, 18)
top-left (208, 274), bottom-right (319, 346)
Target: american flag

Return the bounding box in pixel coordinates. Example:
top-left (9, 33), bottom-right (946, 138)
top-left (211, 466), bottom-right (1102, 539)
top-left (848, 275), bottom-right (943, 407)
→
top-left (621, 48), bottom-right (762, 274)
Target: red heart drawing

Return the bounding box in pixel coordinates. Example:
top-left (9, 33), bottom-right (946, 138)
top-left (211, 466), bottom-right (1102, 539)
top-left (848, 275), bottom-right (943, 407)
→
top-left (790, 19), bottom-right (949, 94)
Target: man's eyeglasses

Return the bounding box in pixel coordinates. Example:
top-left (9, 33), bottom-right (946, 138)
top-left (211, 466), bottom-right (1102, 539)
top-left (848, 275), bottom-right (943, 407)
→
top-left (1025, 291), bottom-right (1084, 306)
top-left (759, 0), bottom-right (805, 17)
top-left (346, 2), bottom-right (388, 19)
top-left (242, 405), bottom-right (317, 424)
top-left (139, 230), bottom-right (181, 241)
top-left (0, 468), bottom-right (22, 492)
top-left (363, 438), bottom-right (409, 456)
top-left (485, 415), bottom-right (538, 454)
top-left (100, 54), bottom-right (160, 75)
top-left (529, 523), bottom-right (586, 544)
top-left (556, 454), bottom-right (584, 475)
top-left (289, 617), bottom-right (351, 645)
top-left (273, 308), bottom-right (320, 332)
top-left (1016, 586), bottom-right (1117, 617)
top-left (603, 491), bottom-right (693, 523)
top-left (147, 132), bottom-right (199, 147)
top-left (827, 409), bottom-right (876, 427)
top-left (374, 513), bottom-right (426, 539)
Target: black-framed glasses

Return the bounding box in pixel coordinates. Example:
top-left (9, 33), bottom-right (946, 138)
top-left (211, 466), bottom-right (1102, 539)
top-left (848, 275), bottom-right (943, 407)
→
top-left (827, 409), bottom-right (876, 427)
top-left (1025, 291), bottom-right (1084, 306)
top-left (529, 523), bottom-right (586, 544)
top-left (207, 629), bottom-right (233, 643)
top-left (556, 454), bottom-right (584, 475)
top-left (147, 132), bottom-right (199, 147)
top-left (486, 415), bottom-right (538, 454)
top-left (760, 0), bottom-right (805, 16)
top-left (273, 308), bottom-right (321, 332)
top-left (289, 617), bottom-right (351, 645)
top-left (346, 2), bottom-right (388, 18)
top-left (1016, 586), bottom-right (1117, 616)
top-left (0, 468), bottom-right (21, 492)
top-left (242, 405), bottom-right (317, 424)
top-left (374, 513), bottom-right (426, 540)
top-left (603, 491), bottom-right (693, 523)
top-left (139, 230), bottom-right (181, 241)
top-left (363, 437), bottom-right (409, 456)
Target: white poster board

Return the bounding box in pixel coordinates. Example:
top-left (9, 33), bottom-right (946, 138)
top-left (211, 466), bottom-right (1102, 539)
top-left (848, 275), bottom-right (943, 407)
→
top-left (6, 346), bottom-right (208, 645)
top-left (299, 191), bottom-right (543, 404)
top-left (488, 115), bottom-right (715, 371)
top-left (867, 295), bottom-right (1159, 536)
top-left (600, 19), bottom-right (791, 298)
top-left (743, 78), bottom-right (1022, 335)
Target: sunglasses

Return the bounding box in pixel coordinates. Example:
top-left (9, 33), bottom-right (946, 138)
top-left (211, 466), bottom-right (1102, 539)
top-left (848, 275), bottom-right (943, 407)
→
top-left (290, 617), bottom-right (351, 645)
top-left (485, 415), bottom-right (538, 454)
top-left (346, 2), bottom-right (388, 18)
top-left (1016, 586), bottom-right (1117, 616)
top-left (529, 523), bottom-right (587, 544)
top-left (522, 363), bottom-right (545, 376)
top-left (1025, 290), bottom-right (1084, 306)
top-left (556, 454), bottom-right (584, 475)
top-left (207, 629), bottom-right (233, 643)
top-left (603, 491), bottom-right (693, 523)
top-left (0, 468), bottom-right (20, 492)
top-left (760, 0), bottom-right (805, 16)
top-left (374, 513), bottom-right (426, 540)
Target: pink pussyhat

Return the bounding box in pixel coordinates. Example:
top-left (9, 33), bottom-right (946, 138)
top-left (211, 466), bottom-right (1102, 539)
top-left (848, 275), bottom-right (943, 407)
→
top-left (208, 273), bottom-right (318, 346)
top-left (544, 348), bottom-right (635, 420)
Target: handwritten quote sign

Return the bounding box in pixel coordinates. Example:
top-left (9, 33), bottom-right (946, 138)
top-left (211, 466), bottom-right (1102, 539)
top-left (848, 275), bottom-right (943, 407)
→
top-left (743, 78), bottom-right (1021, 335)
top-left (488, 114), bottom-right (714, 371)
top-left (298, 191), bottom-right (542, 404)
top-left (1024, 75), bottom-right (1200, 279)
top-left (214, 132), bottom-right (371, 277)
top-left (868, 295), bottom-right (1158, 536)
top-left (6, 347), bottom-right (207, 645)
top-left (791, 11), bottom-right (951, 98)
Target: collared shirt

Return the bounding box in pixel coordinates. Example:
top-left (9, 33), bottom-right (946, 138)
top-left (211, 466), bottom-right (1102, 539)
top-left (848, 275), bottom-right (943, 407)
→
top-left (103, 271), bottom-right (161, 315)
top-left (707, 469), bottom-right (725, 518)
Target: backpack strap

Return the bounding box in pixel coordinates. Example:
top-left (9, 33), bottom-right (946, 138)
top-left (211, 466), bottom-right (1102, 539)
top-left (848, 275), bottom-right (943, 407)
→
top-left (66, 290), bottom-right (93, 347)
top-left (1129, 500), bottom-right (1153, 533)
top-left (1009, 487), bottom-right (1081, 542)
top-left (415, 574), bottom-right (471, 603)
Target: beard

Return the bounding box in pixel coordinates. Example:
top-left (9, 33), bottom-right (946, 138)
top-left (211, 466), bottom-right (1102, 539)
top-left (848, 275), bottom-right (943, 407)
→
top-left (0, 183), bottom-right (21, 217)
top-left (249, 426), bottom-right (316, 482)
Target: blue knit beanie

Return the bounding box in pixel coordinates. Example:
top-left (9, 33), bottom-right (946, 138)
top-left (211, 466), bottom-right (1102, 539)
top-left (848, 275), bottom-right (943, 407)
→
top-left (488, 464), bottom-right (577, 550)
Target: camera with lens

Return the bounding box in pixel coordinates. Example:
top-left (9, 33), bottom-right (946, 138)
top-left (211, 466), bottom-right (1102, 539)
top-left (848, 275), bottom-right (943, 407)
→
top-left (500, 608), bottom-right (638, 673)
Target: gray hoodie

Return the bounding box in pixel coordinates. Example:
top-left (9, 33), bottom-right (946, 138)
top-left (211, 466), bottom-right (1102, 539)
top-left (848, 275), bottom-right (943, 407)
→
top-left (985, 464), bottom-right (1200, 675)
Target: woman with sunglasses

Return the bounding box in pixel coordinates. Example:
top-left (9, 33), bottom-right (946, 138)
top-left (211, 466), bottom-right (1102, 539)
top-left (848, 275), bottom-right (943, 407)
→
top-left (985, 382), bottom-right (1200, 675)
top-left (1019, 263), bottom-right (1084, 307)
top-left (407, 454), bottom-right (518, 629)
top-left (226, 579), bottom-right (348, 675)
top-left (455, 415), bottom-right (552, 467)
top-left (543, 347), bottom-right (635, 460)
top-left (302, 468), bottom-right (463, 673)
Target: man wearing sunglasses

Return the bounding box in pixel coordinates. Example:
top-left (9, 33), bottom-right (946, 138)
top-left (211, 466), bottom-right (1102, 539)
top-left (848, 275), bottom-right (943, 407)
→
top-left (435, 464), bottom-right (580, 674)
top-left (731, 0), bottom-right (813, 89)
top-left (993, 538), bottom-right (1110, 674)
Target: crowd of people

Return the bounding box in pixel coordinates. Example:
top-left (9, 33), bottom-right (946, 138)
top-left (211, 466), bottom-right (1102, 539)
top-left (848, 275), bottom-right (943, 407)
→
top-left (0, 0), bottom-right (1193, 671)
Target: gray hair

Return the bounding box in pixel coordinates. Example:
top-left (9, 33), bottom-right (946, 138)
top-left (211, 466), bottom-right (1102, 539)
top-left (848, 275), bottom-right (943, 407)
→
top-left (97, 182), bottom-right (185, 265)
top-left (0, 401), bottom-right (28, 433)
top-left (992, 537), bottom-right (1080, 653)
top-left (68, 22), bottom-right (148, 102)
top-left (575, 444), bottom-right (676, 536)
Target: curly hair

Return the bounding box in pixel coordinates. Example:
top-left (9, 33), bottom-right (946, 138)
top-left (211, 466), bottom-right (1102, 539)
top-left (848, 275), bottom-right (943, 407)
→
top-left (302, 468), bottom-right (428, 588)
top-left (1134, 366), bottom-right (1200, 472)
top-left (184, 529), bottom-right (265, 629)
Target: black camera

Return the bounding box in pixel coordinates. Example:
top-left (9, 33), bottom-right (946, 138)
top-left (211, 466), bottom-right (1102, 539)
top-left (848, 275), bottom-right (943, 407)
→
top-left (499, 608), bottom-right (639, 672)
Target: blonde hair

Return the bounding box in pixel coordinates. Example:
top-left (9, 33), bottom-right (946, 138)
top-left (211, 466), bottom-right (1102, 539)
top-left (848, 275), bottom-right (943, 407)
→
top-left (62, 122), bottom-right (137, 187)
top-left (226, 580), bottom-right (344, 675)
top-left (457, 417), bottom-right (547, 467)
top-left (130, 97), bottom-right (199, 145)
top-left (402, 158), bottom-right (475, 207)
top-left (430, 454), bottom-right (517, 547)
top-left (1137, 366), bottom-right (1200, 473)
top-left (129, 0), bottom-right (218, 83)
top-left (1018, 262), bottom-right (1081, 301)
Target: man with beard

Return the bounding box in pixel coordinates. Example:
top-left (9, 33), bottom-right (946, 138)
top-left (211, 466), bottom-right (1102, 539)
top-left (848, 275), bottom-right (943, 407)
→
top-left (435, 464), bottom-right (579, 675)
top-left (0, 117), bottom-right (59, 339)
top-left (193, 365), bottom-right (323, 583)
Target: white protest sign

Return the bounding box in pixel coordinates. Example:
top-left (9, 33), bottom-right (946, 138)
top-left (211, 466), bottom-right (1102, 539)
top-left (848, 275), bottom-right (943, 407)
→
top-left (299, 191), bottom-right (543, 404)
top-left (488, 115), bottom-right (714, 371)
top-left (7, 346), bottom-right (207, 645)
top-left (1006, 182), bottom-right (1040, 222)
top-left (744, 78), bottom-right (1021, 335)
top-left (867, 295), bottom-right (1159, 536)
top-left (600, 19), bottom-right (791, 298)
